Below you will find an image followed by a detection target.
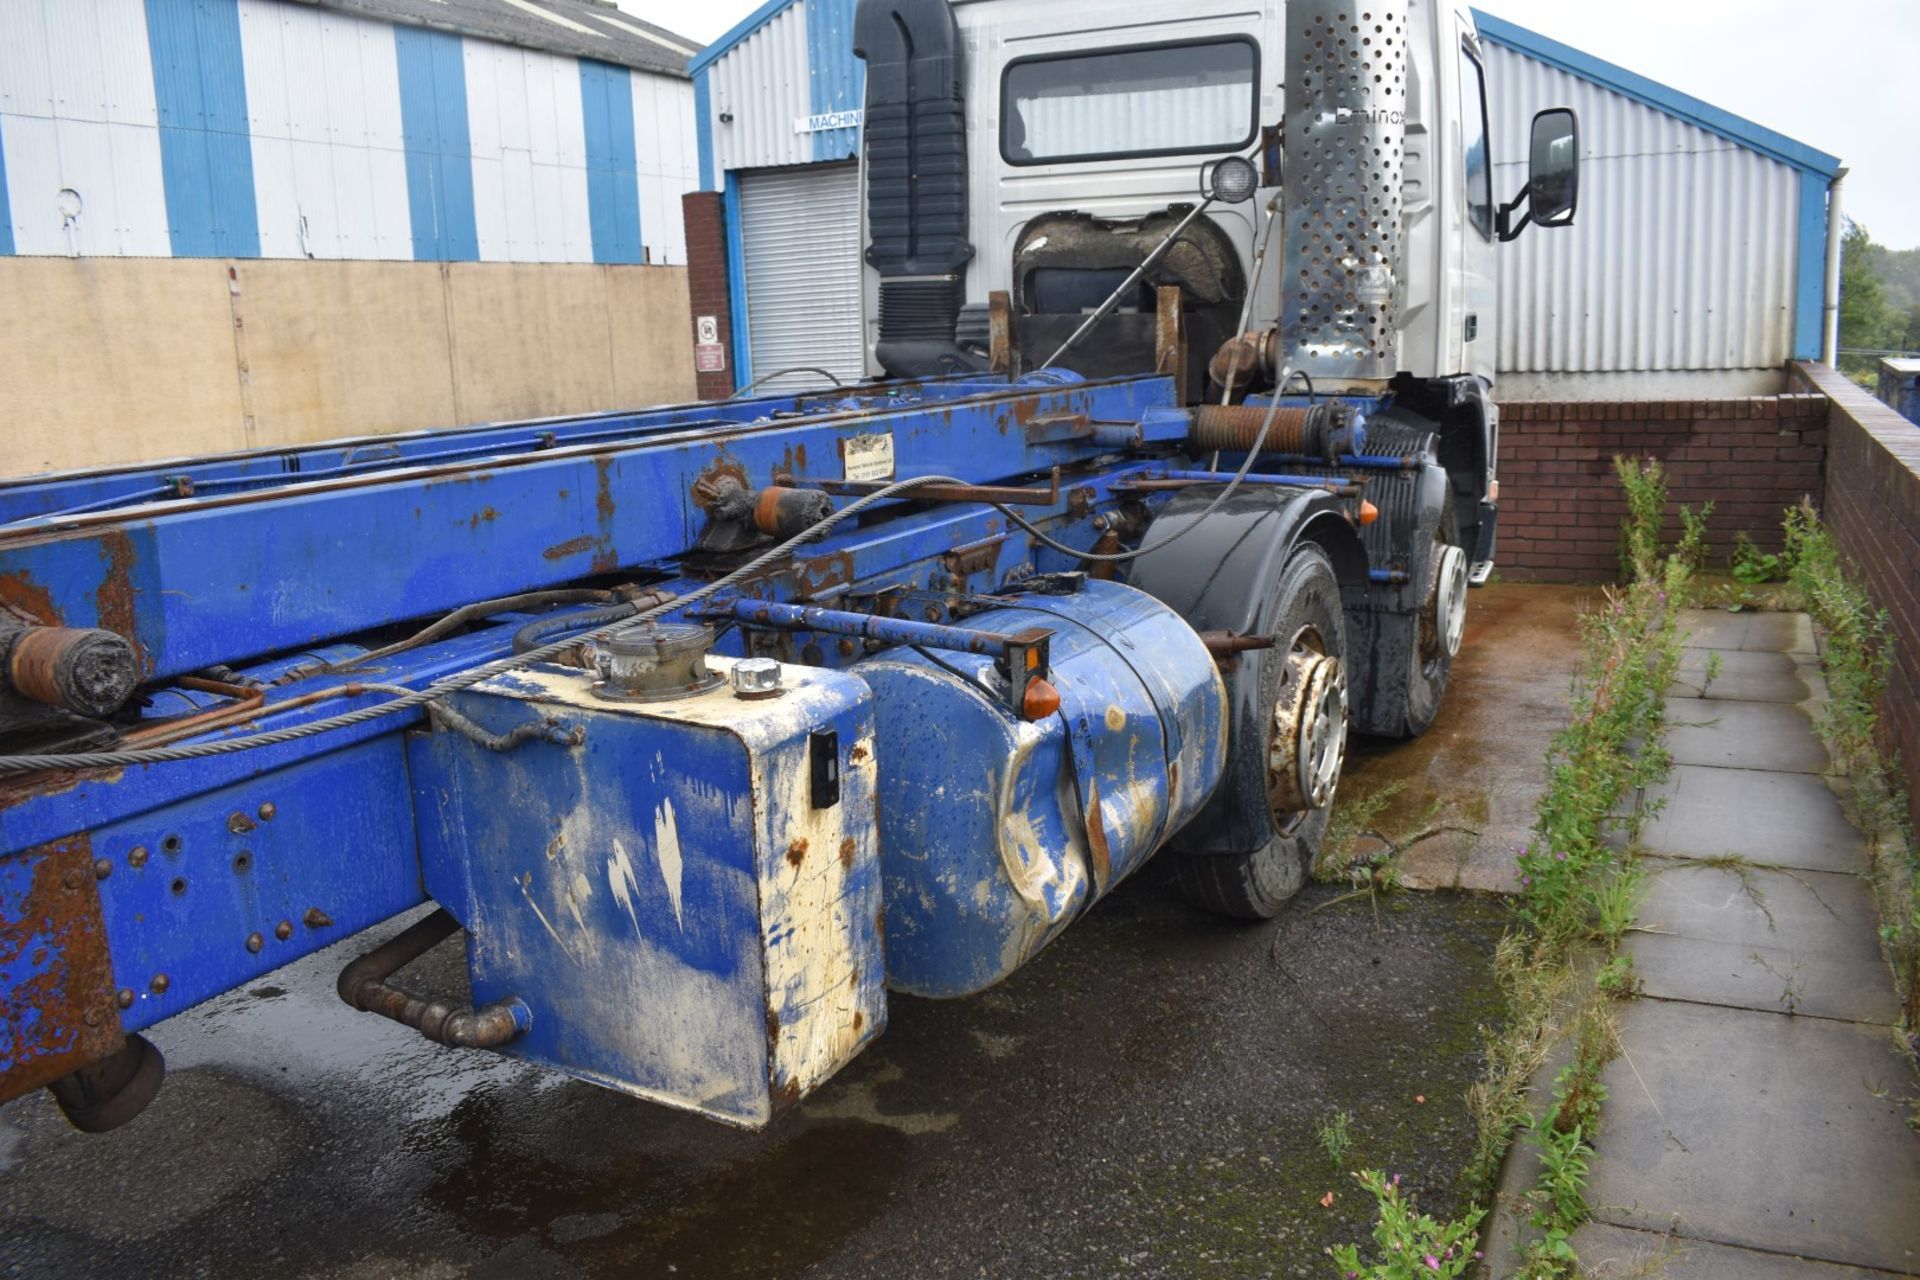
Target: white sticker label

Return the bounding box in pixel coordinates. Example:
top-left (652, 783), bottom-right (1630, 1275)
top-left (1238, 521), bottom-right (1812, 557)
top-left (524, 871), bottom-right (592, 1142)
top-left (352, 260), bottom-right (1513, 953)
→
top-left (842, 432), bottom-right (895, 482)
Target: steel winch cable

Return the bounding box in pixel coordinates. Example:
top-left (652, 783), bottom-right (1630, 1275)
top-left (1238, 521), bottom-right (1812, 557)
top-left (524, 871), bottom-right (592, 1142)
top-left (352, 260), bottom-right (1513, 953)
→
top-left (726, 367), bottom-right (846, 400)
top-left (0, 474), bottom-right (970, 776)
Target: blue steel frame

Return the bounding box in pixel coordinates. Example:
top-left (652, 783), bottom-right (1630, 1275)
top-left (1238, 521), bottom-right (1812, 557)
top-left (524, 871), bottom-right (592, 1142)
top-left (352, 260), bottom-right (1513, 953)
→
top-left (0, 371), bottom-right (1375, 1098)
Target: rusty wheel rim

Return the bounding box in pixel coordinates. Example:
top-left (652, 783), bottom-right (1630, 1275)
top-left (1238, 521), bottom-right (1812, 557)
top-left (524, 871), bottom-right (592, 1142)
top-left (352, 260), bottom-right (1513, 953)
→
top-left (1269, 626), bottom-right (1348, 823)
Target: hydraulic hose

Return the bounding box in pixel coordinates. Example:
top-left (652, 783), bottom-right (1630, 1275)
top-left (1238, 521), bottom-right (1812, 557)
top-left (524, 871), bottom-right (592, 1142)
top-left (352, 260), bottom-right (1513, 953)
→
top-left (0, 475), bottom-right (970, 776)
top-left (510, 602), bottom-right (639, 654)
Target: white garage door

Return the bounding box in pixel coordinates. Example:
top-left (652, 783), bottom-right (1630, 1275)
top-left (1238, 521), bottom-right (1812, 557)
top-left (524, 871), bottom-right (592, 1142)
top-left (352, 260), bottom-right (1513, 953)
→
top-left (739, 164), bottom-right (867, 387)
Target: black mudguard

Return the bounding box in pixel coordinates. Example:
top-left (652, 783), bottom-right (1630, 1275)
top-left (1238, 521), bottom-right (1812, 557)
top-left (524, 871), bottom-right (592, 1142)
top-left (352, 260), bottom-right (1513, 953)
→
top-left (1127, 486), bottom-right (1369, 855)
top-left (1345, 457), bottom-right (1455, 736)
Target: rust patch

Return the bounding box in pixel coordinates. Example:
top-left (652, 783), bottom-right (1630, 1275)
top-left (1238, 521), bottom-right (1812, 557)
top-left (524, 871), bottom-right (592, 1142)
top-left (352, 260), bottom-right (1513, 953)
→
top-left (468, 506), bottom-right (499, 530)
top-left (691, 458), bottom-right (750, 510)
top-left (593, 456), bottom-right (617, 525)
top-left (838, 838), bottom-right (856, 869)
top-left (1084, 779), bottom-right (1114, 892)
top-left (227, 811), bottom-right (257, 835)
top-left (765, 1007), bottom-right (780, 1042)
top-left (0, 835), bottom-right (124, 1105)
top-left (785, 838), bottom-right (809, 869)
top-left (853, 1010), bottom-right (864, 1032)
top-left (772, 1076), bottom-right (804, 1114)
top-left (93, 529), bottom-right (148, 675)
top-left (0, 569), bottom-right (58, 626)
top-left (798, 551), bottom-right (857, 596)
top-left (848, 745), bottom-right (870, 764)
top-left (544, 535), bottom-right (596, 561)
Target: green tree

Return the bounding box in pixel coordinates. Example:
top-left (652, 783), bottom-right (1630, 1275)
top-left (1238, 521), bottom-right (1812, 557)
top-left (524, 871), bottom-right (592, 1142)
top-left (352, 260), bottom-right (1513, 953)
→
top-left (1838, 220), bottom-right (1897, 386)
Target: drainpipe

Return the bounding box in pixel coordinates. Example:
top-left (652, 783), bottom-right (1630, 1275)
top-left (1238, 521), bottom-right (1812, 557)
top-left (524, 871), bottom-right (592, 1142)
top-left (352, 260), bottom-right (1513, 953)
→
top-left (1821, 166), bottom-right (1849, 367)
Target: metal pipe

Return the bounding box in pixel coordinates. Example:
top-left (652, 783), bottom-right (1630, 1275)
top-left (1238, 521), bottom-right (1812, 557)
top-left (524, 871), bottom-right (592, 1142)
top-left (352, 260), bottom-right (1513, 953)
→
top-left (713, 600), bottom-right (1024, 657)
top-left (336, 909), bottom-right (532, 1050)
top-left (1042, 196), bottom-right (1219, 370)
top-left (1155, 470), bottom-right (1352, 490)
top-left (1822, 166), bottom-right (1849, 367)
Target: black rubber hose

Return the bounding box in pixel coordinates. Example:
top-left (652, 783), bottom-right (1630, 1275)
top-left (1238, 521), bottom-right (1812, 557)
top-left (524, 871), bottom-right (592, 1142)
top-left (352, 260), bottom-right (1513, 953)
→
top-left (510, 603), bottom-right (639, 654)
top-left (337, 589), bottom-right (616, 670)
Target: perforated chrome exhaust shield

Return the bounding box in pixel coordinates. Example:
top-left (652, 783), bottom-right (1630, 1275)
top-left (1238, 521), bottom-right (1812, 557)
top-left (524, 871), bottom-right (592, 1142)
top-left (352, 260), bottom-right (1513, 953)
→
top-left (1280, 0), bottom-right (1410, 385)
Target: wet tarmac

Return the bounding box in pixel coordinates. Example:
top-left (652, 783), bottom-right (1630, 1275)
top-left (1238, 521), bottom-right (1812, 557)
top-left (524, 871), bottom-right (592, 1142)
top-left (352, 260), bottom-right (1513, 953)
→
top-left (1, 874), bottom-right (1508, 1280)
top-left (0, 585), bottom-right (1588, 1280)
top-left (1340, 582), bottom-right (1596, 892)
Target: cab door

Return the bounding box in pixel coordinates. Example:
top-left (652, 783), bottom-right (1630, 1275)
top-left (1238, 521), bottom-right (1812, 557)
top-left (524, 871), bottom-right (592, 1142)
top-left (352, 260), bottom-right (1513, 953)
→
top-left (1456, 24), bottom-right (1498, 382)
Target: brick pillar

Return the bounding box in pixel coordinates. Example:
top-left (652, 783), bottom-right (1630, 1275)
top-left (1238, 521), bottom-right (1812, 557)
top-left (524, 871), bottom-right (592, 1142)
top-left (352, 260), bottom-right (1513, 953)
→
top-left (682, 191), bottom-right (736, 401)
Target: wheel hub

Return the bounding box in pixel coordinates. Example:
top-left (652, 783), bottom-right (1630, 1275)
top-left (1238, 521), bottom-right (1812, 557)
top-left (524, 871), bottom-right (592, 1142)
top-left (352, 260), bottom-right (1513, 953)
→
top-left (1427, 544), bottom-right (1469, 659)
top-left (1269, 643), bottom-right (1349, 814)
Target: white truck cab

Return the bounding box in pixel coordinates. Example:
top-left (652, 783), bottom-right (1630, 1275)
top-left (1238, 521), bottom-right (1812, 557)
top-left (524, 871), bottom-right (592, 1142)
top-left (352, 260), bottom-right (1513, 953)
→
top-left (944, 0), bottom-right (1499, 384)
top-left (855, 0), bottom-right (1577, 584)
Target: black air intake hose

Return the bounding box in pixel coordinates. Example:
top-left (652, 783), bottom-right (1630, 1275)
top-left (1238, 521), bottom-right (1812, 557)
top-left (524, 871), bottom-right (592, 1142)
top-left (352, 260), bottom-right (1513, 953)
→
top-left (854, 0), bottom-right (985, 378)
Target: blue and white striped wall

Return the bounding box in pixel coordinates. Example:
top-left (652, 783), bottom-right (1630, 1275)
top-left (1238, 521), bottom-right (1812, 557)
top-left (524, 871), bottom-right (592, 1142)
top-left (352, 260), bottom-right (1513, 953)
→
top-left (690, 0), bottom-right (864, 191)
top-left (0, 0), bottom-right (699, 264)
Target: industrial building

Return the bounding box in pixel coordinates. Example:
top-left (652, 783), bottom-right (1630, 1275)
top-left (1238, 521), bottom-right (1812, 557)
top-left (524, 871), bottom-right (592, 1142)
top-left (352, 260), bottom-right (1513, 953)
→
top-left (0, 0), bottom-right (706, 473)
top-left (686, 4), bottom-right (1842, 400)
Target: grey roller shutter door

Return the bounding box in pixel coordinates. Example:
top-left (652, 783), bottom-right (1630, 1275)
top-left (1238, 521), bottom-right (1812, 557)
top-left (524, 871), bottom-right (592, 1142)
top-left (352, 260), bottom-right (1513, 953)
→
top-left (739, 165), bottom-right (867, 387)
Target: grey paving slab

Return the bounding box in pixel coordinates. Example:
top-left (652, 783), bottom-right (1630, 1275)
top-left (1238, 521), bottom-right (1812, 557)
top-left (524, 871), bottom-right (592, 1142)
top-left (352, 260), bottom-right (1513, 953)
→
top-left (1635, 767), bottom-right (1866, 872)
top-left (1670, 648), bottom-right (1816, 703)
top-left (1664, 701), bottom-right (1834, 774)
top-left (1680, 610), bottom-right (1818, 654)
top-left (1587, 999), bottom-right (1920, 1272)
top-left (1574, 1222), bottom-right (1916, 1278)
top-left (1628, 862), bottom-right (1901, 1024)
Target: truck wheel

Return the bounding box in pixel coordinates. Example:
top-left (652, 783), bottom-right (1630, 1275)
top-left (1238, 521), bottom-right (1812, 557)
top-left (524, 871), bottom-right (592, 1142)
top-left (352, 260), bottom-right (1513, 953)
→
top-left (1360, 503), bottom-right (1466, 739)
top-left (1176, 544), bottom-right (1348, 919)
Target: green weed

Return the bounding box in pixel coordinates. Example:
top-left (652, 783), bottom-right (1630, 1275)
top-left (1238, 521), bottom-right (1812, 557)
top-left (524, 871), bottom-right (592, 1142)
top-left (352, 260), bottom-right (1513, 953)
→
top-left (1319, 1109), bottom-right (1354, 1169)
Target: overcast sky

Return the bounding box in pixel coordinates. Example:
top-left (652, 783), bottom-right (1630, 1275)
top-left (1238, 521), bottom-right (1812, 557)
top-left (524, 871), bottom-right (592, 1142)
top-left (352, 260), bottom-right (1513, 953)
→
top-left (615, 0), bottom-right (1920, 250)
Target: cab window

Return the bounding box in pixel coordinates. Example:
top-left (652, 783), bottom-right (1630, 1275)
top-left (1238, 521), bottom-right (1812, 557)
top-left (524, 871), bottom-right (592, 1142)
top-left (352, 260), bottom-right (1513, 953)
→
top-left (1458, 44), bottom-right (1494, 239)
top-left (1003, 38), bottom-right (1259, 166)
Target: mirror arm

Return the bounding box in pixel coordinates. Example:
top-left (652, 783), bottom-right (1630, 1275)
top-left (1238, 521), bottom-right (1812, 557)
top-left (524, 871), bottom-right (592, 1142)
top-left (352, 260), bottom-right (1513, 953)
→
top-left (1495, 183), bottom-right (1533, 243)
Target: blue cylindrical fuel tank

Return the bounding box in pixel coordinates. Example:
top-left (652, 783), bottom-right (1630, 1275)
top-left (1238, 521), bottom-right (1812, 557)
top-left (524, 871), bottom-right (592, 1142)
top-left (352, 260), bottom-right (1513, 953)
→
top-left (854, 578), bottom-right (1228, 997)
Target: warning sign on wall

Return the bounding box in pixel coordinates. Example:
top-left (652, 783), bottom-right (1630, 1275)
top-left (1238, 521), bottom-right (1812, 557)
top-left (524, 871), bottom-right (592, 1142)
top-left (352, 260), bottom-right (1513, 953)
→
top-left (695, 344), bottom-right (727, 373)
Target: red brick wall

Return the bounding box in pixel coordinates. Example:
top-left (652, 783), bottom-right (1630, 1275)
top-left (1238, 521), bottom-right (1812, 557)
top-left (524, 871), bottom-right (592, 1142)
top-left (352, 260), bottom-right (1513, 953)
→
top-left (1795, 361), bottom-right (1920, 832)
top-left (1493, 394), bottom-right (1829, 583)
top-left (682, 191), bottom-right (735, 401)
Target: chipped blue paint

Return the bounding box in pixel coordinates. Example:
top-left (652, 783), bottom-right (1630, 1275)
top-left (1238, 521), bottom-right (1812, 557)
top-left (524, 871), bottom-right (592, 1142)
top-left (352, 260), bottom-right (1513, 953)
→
top-left (412, 659), bottom-right (885, 1126)
top-left (0, 369), bottom-right (1370, 1119)
top-left (855, 580), bottom-right (1228, 997)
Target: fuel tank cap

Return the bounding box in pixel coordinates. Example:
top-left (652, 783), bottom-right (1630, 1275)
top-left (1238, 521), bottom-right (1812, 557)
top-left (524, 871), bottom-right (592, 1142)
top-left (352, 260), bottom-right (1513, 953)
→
top-left (592, 623), bottom-right (725, 703)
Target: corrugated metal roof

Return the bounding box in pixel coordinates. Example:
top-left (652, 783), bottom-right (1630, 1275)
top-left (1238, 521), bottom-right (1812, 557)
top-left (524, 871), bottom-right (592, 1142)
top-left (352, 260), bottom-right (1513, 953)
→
top-left (312, 0), bottom-right (703, 77)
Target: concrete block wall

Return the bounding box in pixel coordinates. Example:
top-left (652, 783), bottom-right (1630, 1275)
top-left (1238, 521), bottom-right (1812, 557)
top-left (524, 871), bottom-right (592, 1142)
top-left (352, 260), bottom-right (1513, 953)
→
top-left (1795, 362), bottom-right (1920, 832)
top-left (1493, 394), bottom-right (1830, 582)
top-left (683, 191), bottom-right (737, 401)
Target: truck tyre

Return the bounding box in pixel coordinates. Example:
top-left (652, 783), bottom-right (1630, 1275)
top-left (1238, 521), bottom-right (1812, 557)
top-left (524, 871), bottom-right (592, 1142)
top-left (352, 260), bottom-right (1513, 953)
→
top-left (1362, 501), bottom-right (1465, 739)
top-left (1174, 543), bottom-right (1348, 919)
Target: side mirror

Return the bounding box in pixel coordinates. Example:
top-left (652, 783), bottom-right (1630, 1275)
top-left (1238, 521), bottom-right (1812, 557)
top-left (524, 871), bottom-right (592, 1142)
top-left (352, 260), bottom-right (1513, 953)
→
top-left (1497, 108), bottom-right (1580, 241)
